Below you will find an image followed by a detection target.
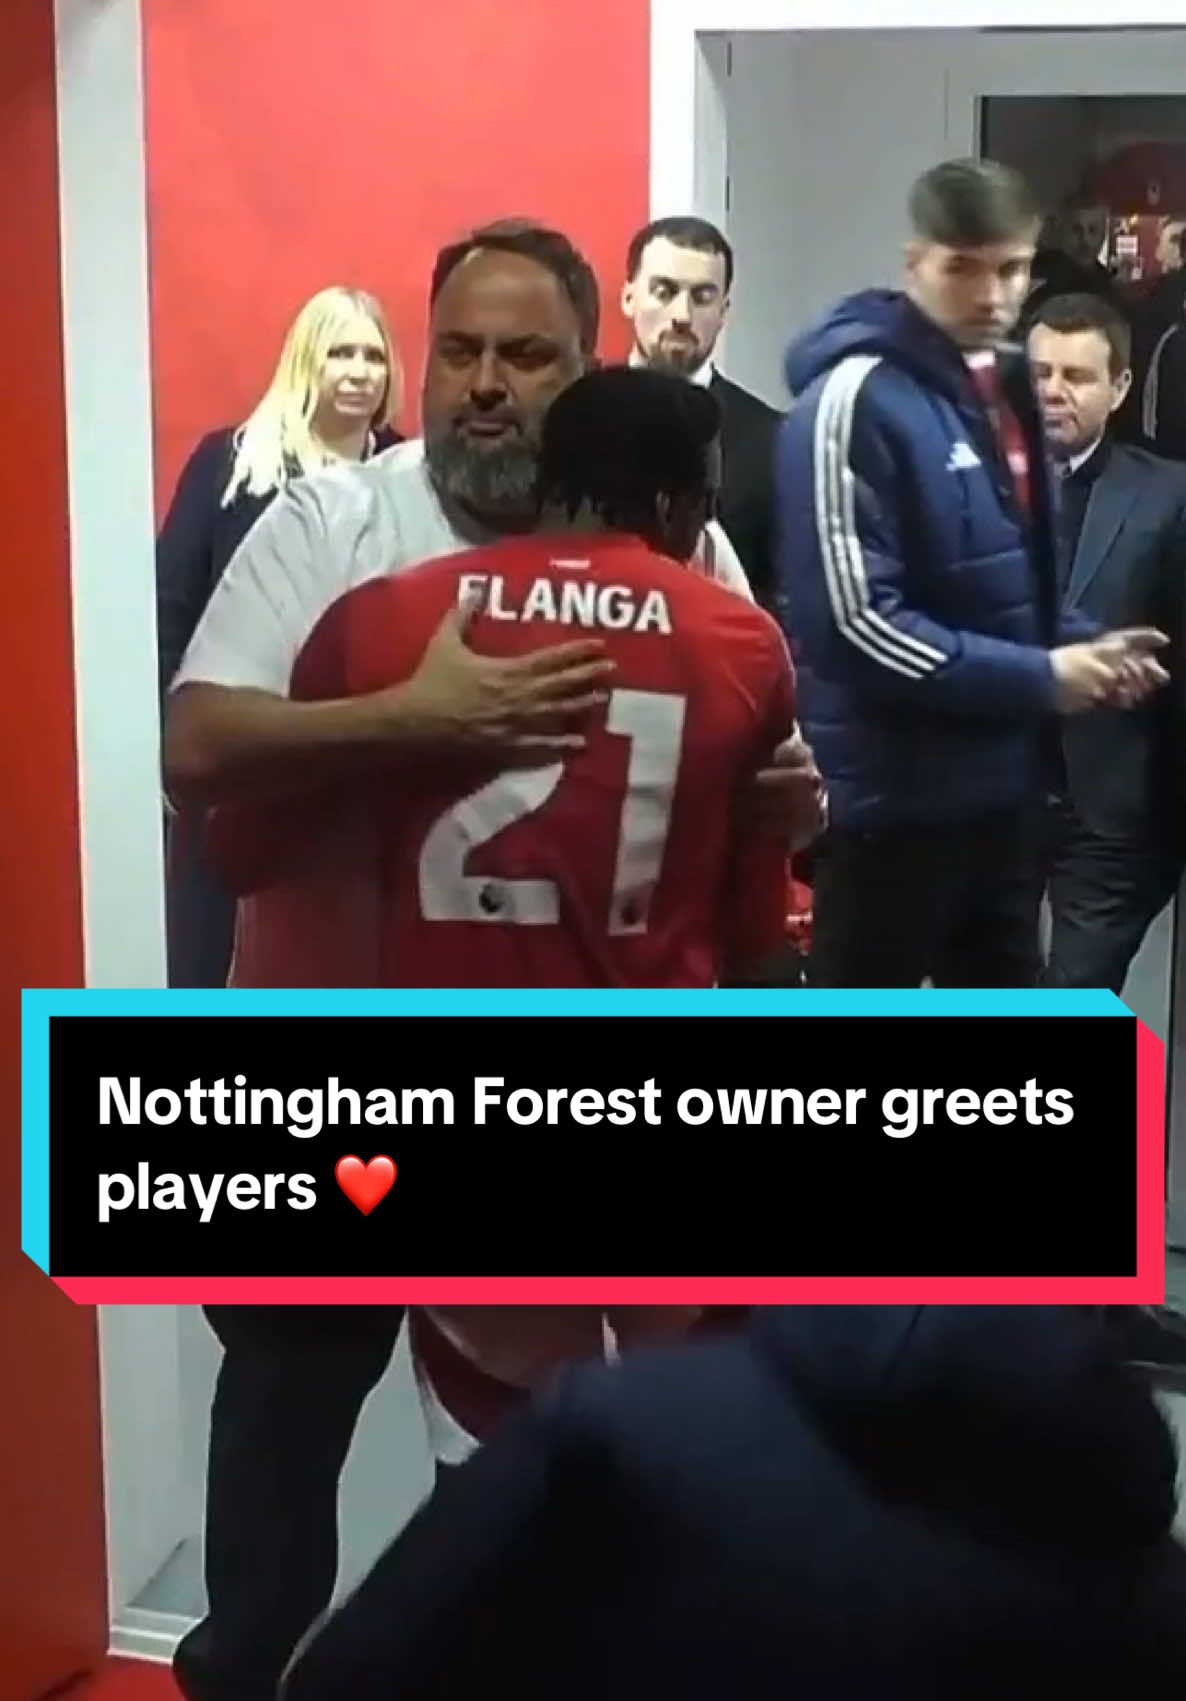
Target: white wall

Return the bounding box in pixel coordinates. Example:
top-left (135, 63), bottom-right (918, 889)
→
top-left (109, 1309), bottom-right (435, 1637)
top-left (55, 0), bottom-right (165, 992)
top-left (98, 1305), bottom-right (187, 1617)
top-left (722, 30), bottom-right (961, 405)
top-left (333, 1325), bottom-right (435, 1601)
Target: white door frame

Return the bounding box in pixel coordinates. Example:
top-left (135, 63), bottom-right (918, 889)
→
top-left (55, 0), bottom-right (164, 996)
top-left (54, 0), bottom-right (186, 1651)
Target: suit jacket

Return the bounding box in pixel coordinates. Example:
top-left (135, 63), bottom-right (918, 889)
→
top-left (710, 372), bottom-right (782, 609)
top-left (156, 422), bottom-right (402, 987)
top-left (155, 424), bottom-right (402, 699)
top-left (1060, 443), bottom-right (1186, 841)
top-left (282, 1306), bottom-right (1186, 1701)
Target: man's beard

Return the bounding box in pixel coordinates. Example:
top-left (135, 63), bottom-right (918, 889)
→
top-left (642, 337), bottom-right (705, 378)
top-left (424, 432), bottom-right (540, 526)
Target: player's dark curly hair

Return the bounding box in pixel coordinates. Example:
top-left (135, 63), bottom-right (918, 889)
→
top-left (536, 366), bottom-right (721, 531)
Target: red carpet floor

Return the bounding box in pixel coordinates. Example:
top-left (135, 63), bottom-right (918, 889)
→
top-left (59, 1661), bottom-right (180, 1700)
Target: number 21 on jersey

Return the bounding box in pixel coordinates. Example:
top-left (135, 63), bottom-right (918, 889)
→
top-left (418, 689), bottom-right (686, 937)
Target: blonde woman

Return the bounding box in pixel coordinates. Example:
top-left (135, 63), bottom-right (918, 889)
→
top-left (156, 286), bottom-right (401, 986)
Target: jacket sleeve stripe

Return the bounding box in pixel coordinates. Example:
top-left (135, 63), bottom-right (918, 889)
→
top-left (1141, 325), bottom-right (1175, 439)
top-left (813, 355), bottom-right (947, 678)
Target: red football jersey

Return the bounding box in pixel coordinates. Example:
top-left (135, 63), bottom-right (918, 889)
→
top-left (215, 533), bottom-right (796, 987)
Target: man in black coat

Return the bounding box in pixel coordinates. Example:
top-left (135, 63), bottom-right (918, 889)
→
top-left (622, 216), bottom-right (782, 609)
top-left (1030, 292), bottom-right (1186, 1383)
top-left (1027, 292), bottom-right (1186, 995)
top-left (281, 1305), bottom-right (1186, 1701)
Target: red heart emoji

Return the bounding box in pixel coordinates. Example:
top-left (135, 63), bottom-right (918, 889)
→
top-left (335, 1155), bottom-right (397, 1216)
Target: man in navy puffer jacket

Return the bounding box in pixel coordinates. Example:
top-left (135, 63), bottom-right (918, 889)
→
top-left (778, 158), bottom-right (1168, 987)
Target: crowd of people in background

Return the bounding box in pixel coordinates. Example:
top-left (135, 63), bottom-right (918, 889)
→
top-left (153, 159), bottom-right (1186, 1701)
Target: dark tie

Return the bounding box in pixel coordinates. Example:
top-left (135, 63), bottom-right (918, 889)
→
top-left (1055, 461), bottom-right (1089, 597)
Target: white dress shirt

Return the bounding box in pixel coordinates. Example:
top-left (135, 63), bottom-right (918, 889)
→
top-left (1061, 434), bottom-right (1106, 477)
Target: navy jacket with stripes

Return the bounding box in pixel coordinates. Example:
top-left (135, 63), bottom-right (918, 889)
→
top-left (777, 289), bottom-right (1088, 831)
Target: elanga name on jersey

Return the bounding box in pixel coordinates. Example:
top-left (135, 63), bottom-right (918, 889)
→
top-left (457, 568), bottom-right (674, 635)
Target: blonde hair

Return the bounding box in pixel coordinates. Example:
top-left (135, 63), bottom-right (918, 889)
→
top-left (222, 286), bottom-right (402, 505)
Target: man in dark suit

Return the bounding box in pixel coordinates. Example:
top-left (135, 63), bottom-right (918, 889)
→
top-left (1028, 292), bottom-right (1186, 994)
top-left (1031, 293), bottom-right (1186, 1383)
top-left (281, 1306), bottom-right (1186, 1701)
top-left (622, 216), bottom-right (781, 608)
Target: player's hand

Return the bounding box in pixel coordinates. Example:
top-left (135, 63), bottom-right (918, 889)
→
top-left (391, 597), bottom-right (615, 755)
top-left (746, 728), bottom-right (827, 851)
top-left (1051, 628), bottom-right (1168, 715)
top-left (1100, 642), bottom-right (1170, 709)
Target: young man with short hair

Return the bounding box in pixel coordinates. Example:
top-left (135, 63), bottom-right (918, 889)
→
top-left (778, 158), bottom-right (1167, 989)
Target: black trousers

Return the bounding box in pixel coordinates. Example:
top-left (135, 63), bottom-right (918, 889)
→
top-left (721, 942), bottom-right (807, 989)
top-left (173, 1305), bottom-right (407, 1701)
top-left (1043, 797), bottom-right (1183, 995)
top-left (165, 810), bottom-right (238, 989)
top-left (807, 809), bottom-right (1042, 988)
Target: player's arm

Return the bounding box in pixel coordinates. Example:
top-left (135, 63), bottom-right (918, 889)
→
top-left (747, 723), bottom-right (826, 851)
top-left (721, 629), bottom-right (801, 980)
top-left (164, 489), bottom-right (615, 809)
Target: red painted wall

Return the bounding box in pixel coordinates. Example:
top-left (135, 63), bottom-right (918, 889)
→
top-left (144, 0), bottom-right (651, 513)
top-left (0, 3), bottom-right (108, 1695)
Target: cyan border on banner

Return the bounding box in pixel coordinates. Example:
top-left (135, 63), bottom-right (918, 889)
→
top-left (21, 993), bottom-right (51, 1273)
top-left (21, 986), bottom-right (1127, 1021)
top-left (19, 985), bottom-right (1129, 1278)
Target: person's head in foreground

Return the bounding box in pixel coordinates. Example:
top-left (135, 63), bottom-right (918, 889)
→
top-left (906, 157), bottom-right (1041, 351)
top-left (536, 365), bottom-right (722, 563)
top-left (280, 1305), bottom-right (1186, 1701)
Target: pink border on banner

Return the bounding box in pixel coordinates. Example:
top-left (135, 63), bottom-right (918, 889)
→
top-left (53, 1020), bottom-right (1167, 1308)
top-left (51, 1277), bottom-right (1159, 1302)
top-left (1134, 1017), bottom-right (1167, 1301)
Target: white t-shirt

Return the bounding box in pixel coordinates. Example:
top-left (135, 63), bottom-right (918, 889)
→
top-left (414, 1310), bottom-right (621, 1466)
top-left (173, 439), bottom-right (752, 695)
